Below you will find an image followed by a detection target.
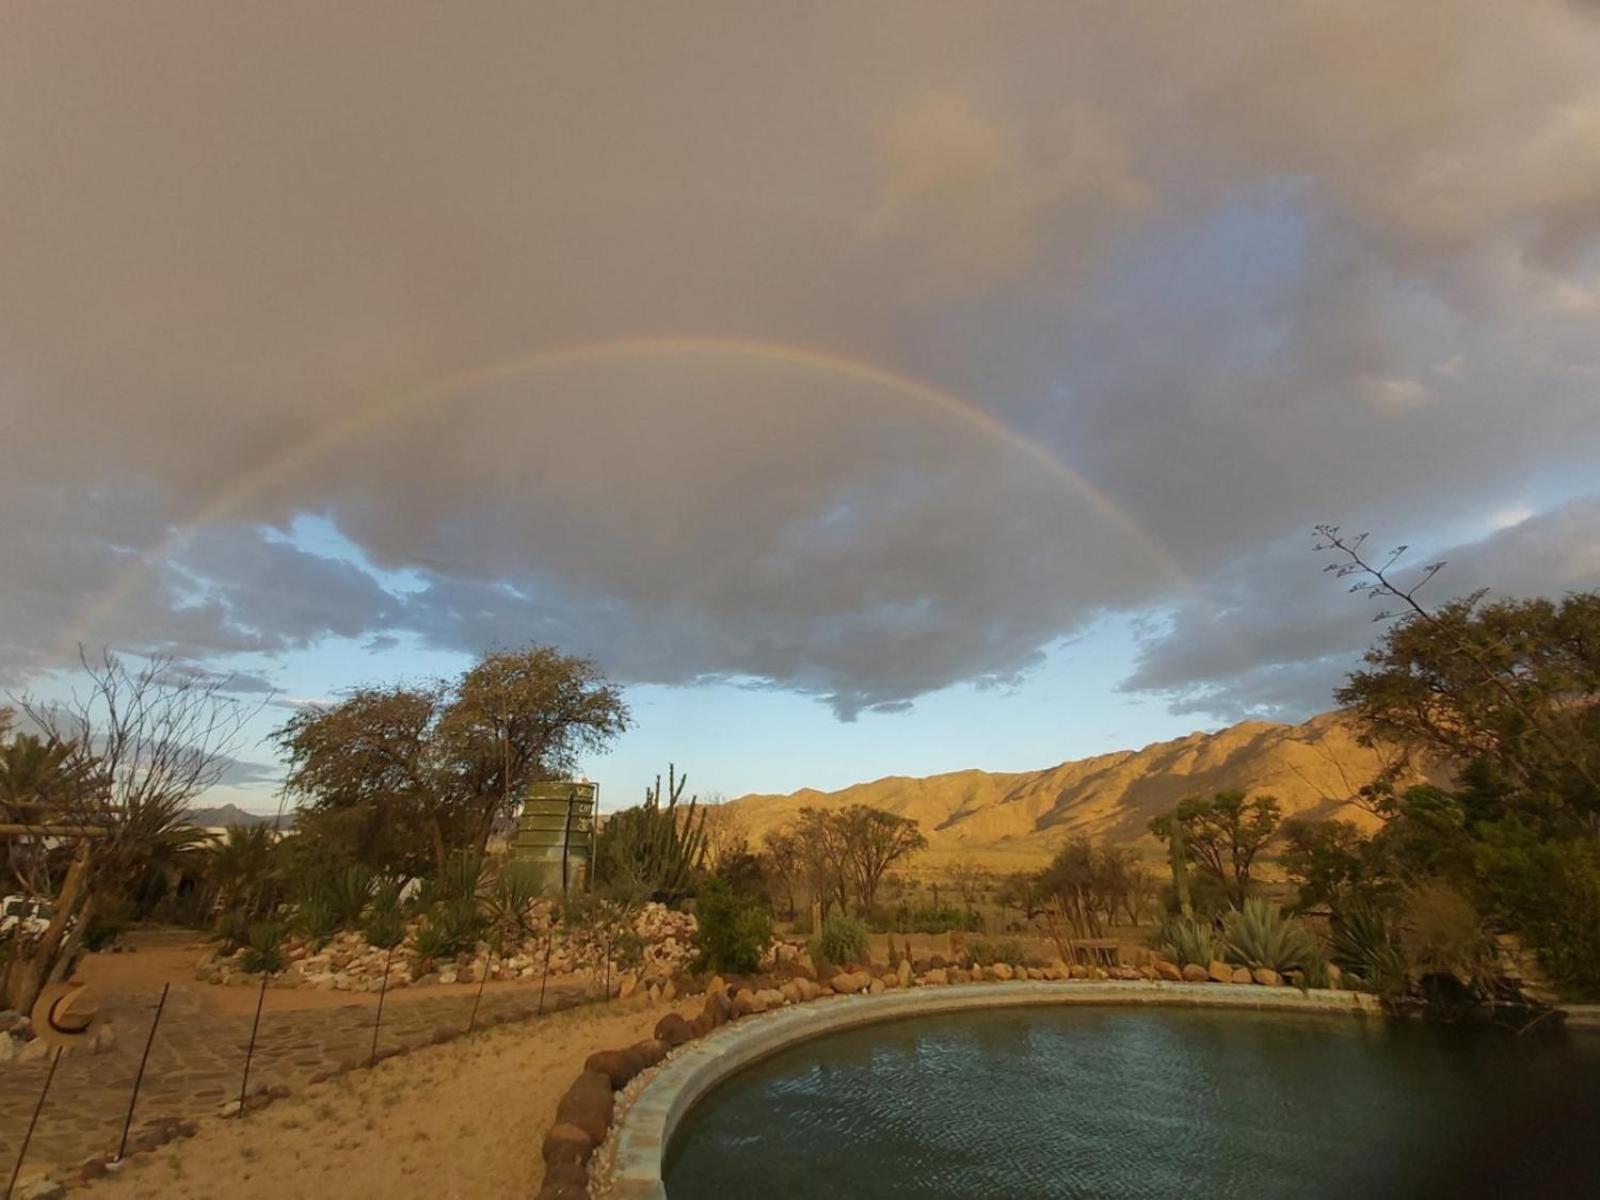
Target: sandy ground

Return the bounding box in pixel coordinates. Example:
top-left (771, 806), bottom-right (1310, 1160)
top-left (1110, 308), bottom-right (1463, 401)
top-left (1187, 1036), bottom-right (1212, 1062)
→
top-left (78, 988), bottom-right (700, 1200)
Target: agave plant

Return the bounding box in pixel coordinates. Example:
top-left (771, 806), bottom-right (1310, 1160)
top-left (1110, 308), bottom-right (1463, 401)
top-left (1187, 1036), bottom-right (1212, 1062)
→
top-left (1332, 900), bottom-right (1410, 996)
top-left (1158, 915), bottom-right (1220, 967)
top-left (294, 889), bottom-right (341, 950)
top-left (242, 920), bottom-right (285, 974)
top-left (1223, 898), bottom-right (1322, 973)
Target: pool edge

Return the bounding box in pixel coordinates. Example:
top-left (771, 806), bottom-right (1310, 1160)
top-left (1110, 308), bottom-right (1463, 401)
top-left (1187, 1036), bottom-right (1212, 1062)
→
top-left (606, 980), bottom-right (1382, 1199)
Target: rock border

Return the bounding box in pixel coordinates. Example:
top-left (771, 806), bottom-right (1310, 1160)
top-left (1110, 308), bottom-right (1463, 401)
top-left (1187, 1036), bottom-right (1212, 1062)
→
top-left (601, 979), bottom-right (1381, 1200)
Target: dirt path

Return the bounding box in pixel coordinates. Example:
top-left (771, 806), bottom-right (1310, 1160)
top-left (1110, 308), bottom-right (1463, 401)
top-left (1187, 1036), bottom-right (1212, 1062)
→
top-left (2, 929), bottom-right (607, 1183)
top-left (78, 992), bottom-right (698, 1199)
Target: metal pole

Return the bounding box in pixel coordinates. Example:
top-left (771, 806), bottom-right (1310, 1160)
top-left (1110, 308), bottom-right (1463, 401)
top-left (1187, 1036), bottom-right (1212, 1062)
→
top-left (6, 1045), bottom-right (62, 1200)
top-left (115, 982), bottom-right (170, 1161)
top-left (537, 930), bottom-right (554, 1016)
top-left (468, 948), bottom-right (494, 1032)
top-left (368, 941), bottom-right (396, 1067)
top-left (560, 790), bottom-right (575, 896)
top-left (237, 972), bottom-right (269, 1118)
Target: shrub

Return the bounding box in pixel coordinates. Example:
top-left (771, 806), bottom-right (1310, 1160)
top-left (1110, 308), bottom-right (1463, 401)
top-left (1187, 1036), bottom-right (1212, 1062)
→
top-left (363, 906), bottom-right (404, 952)
top-left (242, 921), bottom-right (285, 974)
top-left (1222, 899), bottom-right (1323, 974)
top-left (327, 864), bottom-right (375, 927)
top-left (295, 890), bottom-right (341, 950)
top-left (693, 875), bottom-right (772, 974)
top-left (214, 909), bottom-right (250, 950)
top-left (1158, 916), bottom-right (1219, 967)
top-left (967, 938), bottom-right (1023, 967)
top-left (811, 910), bottom-right (869, 970)
top-left (1399, 880), bottom-right (1495, 988)
top-left (1332, 901), bottom-right (1409, 997)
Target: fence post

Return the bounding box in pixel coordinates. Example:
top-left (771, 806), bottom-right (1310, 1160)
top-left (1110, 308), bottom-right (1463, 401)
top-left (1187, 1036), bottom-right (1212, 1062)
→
top-left (537, 930), bottom-right (554, 1016)
top-left (468, 949), bottom-right (494, 1032)
top-left (115, 982), bottom-right (170, 1160)
top-left (368, 941), bottom-right (397, 1067)
top-left (8, 1045), bottom-right (63, 1200)
top-left (237, 973), bottom-right (269, 1118)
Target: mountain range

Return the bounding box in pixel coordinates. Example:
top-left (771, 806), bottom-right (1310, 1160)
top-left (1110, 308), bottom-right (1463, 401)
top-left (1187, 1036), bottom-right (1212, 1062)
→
top-left (725, 711), bottom-right (1433, 870)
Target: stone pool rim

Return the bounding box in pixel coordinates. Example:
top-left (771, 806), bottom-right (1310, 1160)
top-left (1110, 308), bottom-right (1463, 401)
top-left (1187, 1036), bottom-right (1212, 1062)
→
top-left (605, 979), bottom-right (1382, 1199)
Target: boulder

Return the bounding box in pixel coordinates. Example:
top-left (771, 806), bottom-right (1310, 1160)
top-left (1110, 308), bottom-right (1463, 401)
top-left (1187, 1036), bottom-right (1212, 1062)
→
top-left (555, 1072), bottom-right (614, 1144)
top-left (830, 972), bottom-right (870, 995)
top-left (1251, 967), bottom-right (1283, 988)
top-left (585, 1047), bottom-right (645, 1089)
top-left (630, 1038), bottom-right (668, 1067)
top-left (1326, 963), bottom-right (1344, 989)
top-left (703, 991), bottom-right (733, 1027)
top-left (992, 962), bottom-right (1014, 981)
top-left (868, 977), bottom-right (885, 994)
top-left (706, 975), bottom-right (728, 997)
top-left (897, 959), bottom-right (913, 988)
top-left (1181, 963), bottom-right (1210, 983)
top-left (1069, 964), bottom-right (1091, 980)
top-left (653, 1012), bottom-right (693, 1047)
top-left (1207, 961), bottom-right (1233, 984)
top-left (756, 987), bottom-right (786, 1009)
top-left (1152, 958), bottom-right (1183, 982)
top-left (795, 977), bottom-right (821, 1002)
top-left (921, 968), bottom-right (948, 985)
top-left (881, 973), bottom-right (900, 990)
top-left (541, 1123), bottom-right (595, 1166)
top-left (731, 990), bottom-right (757, 1018)
top-left (1231, 967), bottom-right (1253, 985)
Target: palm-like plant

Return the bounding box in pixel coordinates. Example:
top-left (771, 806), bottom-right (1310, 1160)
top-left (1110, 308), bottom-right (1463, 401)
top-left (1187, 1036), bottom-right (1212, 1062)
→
top-left (1332, 900), bottom-right (1409, 996)
top-left (1159, 915), bottom-right (1220, 967)
top-left (206, 825), bottom-right (277, 917)
top-left (1223, 898), bottom-right (1323, 973)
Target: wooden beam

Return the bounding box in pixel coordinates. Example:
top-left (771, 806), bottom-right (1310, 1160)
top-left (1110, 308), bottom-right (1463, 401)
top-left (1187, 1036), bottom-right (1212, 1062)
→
top-left (0, 823), bottom-right (111, 838)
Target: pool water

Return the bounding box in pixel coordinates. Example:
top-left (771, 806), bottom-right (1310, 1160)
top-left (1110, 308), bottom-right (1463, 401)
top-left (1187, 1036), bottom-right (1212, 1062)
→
top-left (663, 1007), bottom-right (1600, 1199)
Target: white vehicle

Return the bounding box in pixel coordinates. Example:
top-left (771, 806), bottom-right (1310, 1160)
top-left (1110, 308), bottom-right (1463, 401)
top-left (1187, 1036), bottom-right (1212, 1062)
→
top-left (0, 894), bottom-right (56, 939)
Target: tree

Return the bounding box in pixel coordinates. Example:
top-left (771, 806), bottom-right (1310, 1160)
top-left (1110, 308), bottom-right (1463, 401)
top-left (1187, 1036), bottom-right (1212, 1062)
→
top-left (1281, 818), bottom-right (1371, 914)
top-left (835, 805), bottom-right (927, 913)
top-left (1317, 527), bottom-right (1600, 813)
top-left (276, 646), bottom-right (629, 876)
top-left (1149, 790), bottom-right (1281, 907)
top-left (5, 650), bottom-right (255, 1011)
top-left (761, 828), bottom-right (801, 919)
top-left (946, 858), bottom-right (985, 913)
top-left (792, 807), bottom-right (852, 916)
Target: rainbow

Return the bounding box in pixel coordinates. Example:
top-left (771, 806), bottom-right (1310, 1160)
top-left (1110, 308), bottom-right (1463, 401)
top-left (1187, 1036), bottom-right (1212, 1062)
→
top-left (55, 336), bottom-right (1191, 662)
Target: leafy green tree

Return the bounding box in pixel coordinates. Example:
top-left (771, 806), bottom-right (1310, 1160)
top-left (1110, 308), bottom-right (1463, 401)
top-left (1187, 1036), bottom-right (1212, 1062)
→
top-left (276, 646), bottom-right (629, 875)
top-left (1149, 791), bottom-right (1281, 907)
top-left (691, 875), bottom-right (772, 974)
top-left (1281, 818), bottom-right (1372, 914)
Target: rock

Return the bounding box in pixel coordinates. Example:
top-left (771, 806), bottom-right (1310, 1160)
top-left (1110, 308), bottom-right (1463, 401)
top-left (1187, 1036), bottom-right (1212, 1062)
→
top-left (541, 1122), bottom-right (595, 1166)
top-left (949, 967), bottom-right (971, 984)
top-left (703, 991), bottom-right (733, 1027)
top-left (795, 977), bottom-right (821, 1001)
top-left (618, 972), bottom-right (639, 999)
top-left (1207, 961), bottom-right (1233, 984)
top-left (1231, 967), bottom-right (1253, 985)
top-left (730, 990), bottom-right (757, 1018)
top-left (881, 973), bottom-right (900, 990)
top-left (706, 975), bottom-right (728, 997)
top-left (1326, 963), bottom-right (1344, 988)
top-left (867, 977), bottom-right (885, 994)
top-left (653, 1012), bottom-right (693, 1047)
top-left (1152, 958), bottom-right (1183, 982)
top-left (555, 1071), bottom-right (614, 1143)
top-left (1181, 963), bottom-right (1210, 983)
top-left (992, 962), bottom-right (1014, 981)
top-left (830, 971), bottom-right (867, 995)
top-left (586, 1047), bottom-right (645, 1089)
top-left (756, 987), bottom-right (786, 1009)
top-left (897, 959), bottom-right (913, 988)
top-left (1069, 963), bottom-right (1091, 980)
top-left (921, 968), bottom-right (948, 985)
top-left (1252, 967), bottom-right (1283, 988)
top-left (217, 1100), bottom-right (243, 1118)
top-left (544, 1162), bottom-right (589, 1189)
top-left (630, 1038), bottom-right (667, 1067)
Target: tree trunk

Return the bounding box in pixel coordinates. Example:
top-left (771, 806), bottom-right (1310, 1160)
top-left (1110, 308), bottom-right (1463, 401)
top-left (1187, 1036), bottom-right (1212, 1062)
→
top-left (2, 841), bottom-right (92, 1012)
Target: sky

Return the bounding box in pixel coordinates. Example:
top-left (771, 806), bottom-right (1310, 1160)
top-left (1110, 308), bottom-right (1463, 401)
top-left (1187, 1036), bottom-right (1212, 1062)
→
top-left (2, 2), bottom-right (1598, 814)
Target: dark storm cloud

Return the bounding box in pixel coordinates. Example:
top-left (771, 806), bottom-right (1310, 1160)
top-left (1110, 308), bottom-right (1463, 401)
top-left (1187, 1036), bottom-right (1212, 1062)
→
top-left (1, 2), bottom-right (1597, 717)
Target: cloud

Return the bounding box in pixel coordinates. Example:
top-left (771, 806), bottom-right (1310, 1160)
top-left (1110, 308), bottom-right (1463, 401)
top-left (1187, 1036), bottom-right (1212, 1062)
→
top-left (1125, 496), bottom-right (1600, 720)
top-left (1, 2), bottom-right (1597, 720)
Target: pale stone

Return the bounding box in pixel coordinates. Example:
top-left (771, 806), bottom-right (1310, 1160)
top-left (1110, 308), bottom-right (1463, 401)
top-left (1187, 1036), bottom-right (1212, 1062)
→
top-left (1231, 967), bottom-right (1253, 985)
top-left (1251, 967), bottom-right (1283, 987)
top-left (1207, 960), bottom-right (1232, 984)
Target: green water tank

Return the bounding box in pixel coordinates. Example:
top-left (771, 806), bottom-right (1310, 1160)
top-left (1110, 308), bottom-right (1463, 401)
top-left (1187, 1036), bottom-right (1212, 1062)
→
top-left (508, 780), bottom-right (598, 894)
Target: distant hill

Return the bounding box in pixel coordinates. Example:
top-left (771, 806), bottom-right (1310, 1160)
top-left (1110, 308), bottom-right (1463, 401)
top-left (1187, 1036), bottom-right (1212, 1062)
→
top-left (726, 711), bottom-right (1440, 870)
top-left (187, 803), bottom-right (294, 830)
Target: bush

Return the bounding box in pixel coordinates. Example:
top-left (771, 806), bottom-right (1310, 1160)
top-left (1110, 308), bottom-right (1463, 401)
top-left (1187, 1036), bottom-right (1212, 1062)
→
top-left (1399, 880), bottom-right (1495, 988)
top-left (875, 903), bottom-right (983, 934)
top-left (1157, 916), bottom-right (1219, 967)
top-left (242, 921), bottom-right (285, 974)
top-left (294, 891), bottom-right (341, 950)
top-left (1222, 899), bottom-right (1323, 974)
top-left (214, 909), bottom-right (250, 949)
top-left (1332, 901), bottom-right (1409, 997)
top-left (693, 876), bottom-right (772, 974)
top-left (811, 910), bottom-right (869, 969)
top-left (966, 938), bottom-right (1023, 967)
top-left (363, 906), bottom-right (404, 952)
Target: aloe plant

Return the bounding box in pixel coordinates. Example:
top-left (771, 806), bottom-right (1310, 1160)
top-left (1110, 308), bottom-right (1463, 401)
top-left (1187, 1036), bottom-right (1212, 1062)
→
top-left (1159, 915), bottom-right (1219, 967)
top-left (1223, 898), bottom-right (1322, 973)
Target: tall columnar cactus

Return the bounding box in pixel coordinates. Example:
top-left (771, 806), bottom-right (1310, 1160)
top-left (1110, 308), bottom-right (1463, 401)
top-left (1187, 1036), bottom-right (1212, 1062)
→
top-left (597, 763), bottom-right (708, 901)
top-left (1169, 820), bottom-right (1194, 921)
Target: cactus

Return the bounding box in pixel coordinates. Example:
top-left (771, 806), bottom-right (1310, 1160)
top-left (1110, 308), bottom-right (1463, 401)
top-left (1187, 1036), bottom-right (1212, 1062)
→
top-left (1169, 819), bottom-right (1194, 920)
top-left (595, 763), bottom-right (708, 901)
